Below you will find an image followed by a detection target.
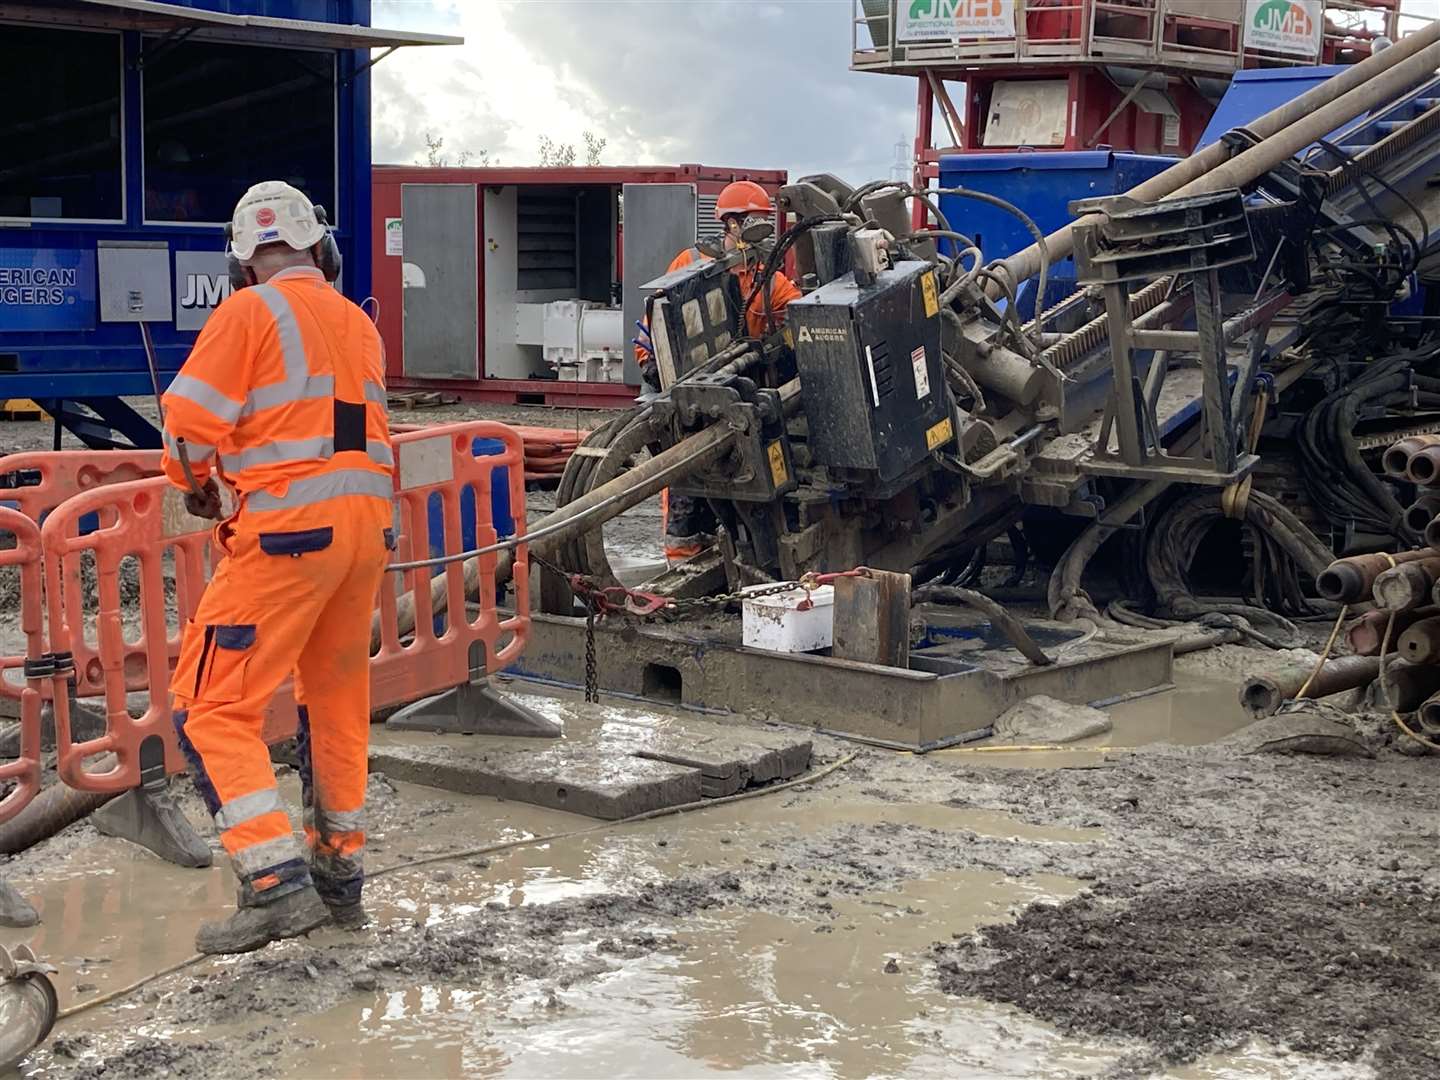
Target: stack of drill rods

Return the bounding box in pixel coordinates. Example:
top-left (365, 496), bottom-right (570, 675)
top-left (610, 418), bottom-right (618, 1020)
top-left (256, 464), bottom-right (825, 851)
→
top-left (1313, 434), bottom-right (1440, 733)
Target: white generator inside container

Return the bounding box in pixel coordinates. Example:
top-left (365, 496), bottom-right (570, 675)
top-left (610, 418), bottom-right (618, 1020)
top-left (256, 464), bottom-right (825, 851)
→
top-left (482, 183), bottom-right (626, 382)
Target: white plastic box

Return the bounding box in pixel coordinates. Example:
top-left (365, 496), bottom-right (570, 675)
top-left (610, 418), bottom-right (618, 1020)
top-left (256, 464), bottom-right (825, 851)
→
top-left (742, 585), bottom-right (835, 653)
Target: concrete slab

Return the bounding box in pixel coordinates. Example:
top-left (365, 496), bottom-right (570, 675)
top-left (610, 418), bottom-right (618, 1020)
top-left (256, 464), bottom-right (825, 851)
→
top-left (634, 728), bottom-right (812, 797)
top-left (369, 741), bottom-right (704, 820)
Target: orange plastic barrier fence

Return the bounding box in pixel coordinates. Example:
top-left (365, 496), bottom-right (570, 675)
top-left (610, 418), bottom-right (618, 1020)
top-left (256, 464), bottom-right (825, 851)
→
top-left (371, 422), bottom-right (529, 715)
top-left (0, 449), bottom-right (164, 703)
top-left (36, 422), bottom-right (528, 795)
top-left (0, 508), bottom-right (46, 824)
top-left (0, 449), bottom-right (163, 525)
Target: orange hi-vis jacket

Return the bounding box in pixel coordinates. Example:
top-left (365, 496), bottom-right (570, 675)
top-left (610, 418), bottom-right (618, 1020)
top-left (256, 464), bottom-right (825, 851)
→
top-left (160, 265), bottom-right (393, 524)
top-left (635, 246), bottom-right (803, 365)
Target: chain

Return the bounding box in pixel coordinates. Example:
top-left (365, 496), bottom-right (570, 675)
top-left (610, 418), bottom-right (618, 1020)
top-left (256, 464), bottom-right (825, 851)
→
top-left (664, 579), bottom-right (806, 615)
top-left (583, 599), bottom-right (599, 703)
top-left (545, 548), bottom-right (869, 623)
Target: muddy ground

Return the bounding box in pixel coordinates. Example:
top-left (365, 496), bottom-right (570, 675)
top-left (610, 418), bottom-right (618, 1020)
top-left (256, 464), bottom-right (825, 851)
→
top-left (2, 647), bottom-right (1435, 1080)
top-left (2, 401), bottom-right (1438, 1077)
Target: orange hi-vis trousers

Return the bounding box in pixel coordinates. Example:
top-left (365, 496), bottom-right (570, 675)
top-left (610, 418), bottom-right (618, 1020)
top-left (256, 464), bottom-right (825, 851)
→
top-left (171, 493), bottom-right (392, 906)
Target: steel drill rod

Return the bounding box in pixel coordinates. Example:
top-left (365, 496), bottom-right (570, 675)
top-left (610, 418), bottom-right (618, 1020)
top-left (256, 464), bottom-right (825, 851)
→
top-left (1396, 615), bottom-right (1440, 666)
top-left (1403, 493), bottom-right (1440, 535)
top-left (993, 18), bottom-right (1440, 292)
top-left (1347, 607), bottom-right (1437, 656)
top-left (1408, 445), bottom-right (1440, 486)
top-left (1373, 559), bottom-right (1440, 611)
top-left (1316, 549), bottom-right (1437, 603)
top-left (1239, 654), bottom-right (1381, 717)
top-left (1416, 690), bottom-right (1440, 734)
top-left (1383, 434), bottom-right (1440, 478)
top-left (375, 384), bottom-right (808, 643)
top-left (1384, 659), bottom-right (1440, 712)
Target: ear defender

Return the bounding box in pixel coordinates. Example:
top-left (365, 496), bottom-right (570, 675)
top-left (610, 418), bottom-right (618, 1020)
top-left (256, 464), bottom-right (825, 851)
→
top-left (312, 205), bottom-right (343, 284)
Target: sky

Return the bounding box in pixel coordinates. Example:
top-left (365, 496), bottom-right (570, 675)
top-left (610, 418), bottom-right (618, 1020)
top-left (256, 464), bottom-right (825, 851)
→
top-left (369, 0), bottom-right (1438, 184)
top-left (369, 0), bottom-right (916, 184)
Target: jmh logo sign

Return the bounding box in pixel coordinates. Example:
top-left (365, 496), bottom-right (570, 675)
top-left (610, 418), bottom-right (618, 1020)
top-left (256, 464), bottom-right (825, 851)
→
top-left (908, 0), bottom-right (1003, 15)
top-left (1252, 0), bottom-right (1314, 35)
top-left (179, 272), bottom-right (230, 311)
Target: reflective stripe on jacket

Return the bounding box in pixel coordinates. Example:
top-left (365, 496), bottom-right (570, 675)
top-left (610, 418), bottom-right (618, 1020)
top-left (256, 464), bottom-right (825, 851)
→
top-left (161, 266), bottom-right (393, 510)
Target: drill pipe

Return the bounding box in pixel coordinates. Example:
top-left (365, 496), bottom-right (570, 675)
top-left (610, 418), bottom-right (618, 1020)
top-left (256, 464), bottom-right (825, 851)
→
top-left (1425, 517), bottom-right (1440, 551)
top-left (1396, 615), bottom-right (1440, 666)
top-left (1239, 655), bottom-right (1381, 717)
top-left (993, 19), bottom-right (1440, 292)
top-left (1403, 493), bottom-right (1440, 536)
top-left (1416, 690), bottom-right (1440, 735)
top-left (0, 968), bottom-right (57, 1072)
top-left (1373, 559), bottom-right (1440, 612)
top-left (1316, 549), bottom-right (1436, 603)
top-left (1383, 434), bottom-right (1440, 479)
top-left (1406, 445), bottom-right (1440, 486)
top-left (1347, 607), bottom-right (1437, 656)
top-left (1383, 659), bottom-right (1440, 712)
top-left (374, 387), bottom-right (797, 647)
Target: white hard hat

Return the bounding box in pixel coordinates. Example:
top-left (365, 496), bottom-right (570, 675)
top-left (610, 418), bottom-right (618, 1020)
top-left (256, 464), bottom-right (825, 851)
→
top-left (228, 180), bottom-right (326, 262)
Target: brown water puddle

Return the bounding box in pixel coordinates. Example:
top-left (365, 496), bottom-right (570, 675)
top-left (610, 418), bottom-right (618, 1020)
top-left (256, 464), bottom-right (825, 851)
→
top-left (279, 869), bottom-right (1122, 1080)
top-left (938, 675), bottom-right (1254, 769)
top-left (7, 674), bottom-right (1341, 1079)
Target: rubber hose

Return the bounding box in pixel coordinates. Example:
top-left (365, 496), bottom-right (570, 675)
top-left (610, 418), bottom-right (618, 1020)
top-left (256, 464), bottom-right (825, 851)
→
top-left (913, 585), bottom-right (1054, 666)
top-left (0, 776), bottom-right (117, 855)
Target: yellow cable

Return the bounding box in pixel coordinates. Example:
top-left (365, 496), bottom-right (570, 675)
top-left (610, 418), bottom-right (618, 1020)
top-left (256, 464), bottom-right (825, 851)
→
top-left (932, 743), bottom-right (1122, 754)
top-left (1294, 603), bottom-right (1349, 701)
top-left (1392, 709), bottom-right (1440, 751)
top-left (1374, 610), bottom-right (1440, 750)
top-left (53, 751), bottom-right (858, 1023)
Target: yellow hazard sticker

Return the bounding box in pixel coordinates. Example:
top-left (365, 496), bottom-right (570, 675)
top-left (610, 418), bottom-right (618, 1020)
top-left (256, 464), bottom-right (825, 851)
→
top-left (921, 270), bottom-right (939, 318)
top-left (925, 416), bottom-right (954, 451)
top-left (767, 441), bottom-right (788, 486)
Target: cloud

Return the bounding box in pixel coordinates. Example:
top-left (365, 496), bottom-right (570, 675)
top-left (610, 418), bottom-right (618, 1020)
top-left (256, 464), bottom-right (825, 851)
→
top-left (370, 0), bottom-right (914, 182)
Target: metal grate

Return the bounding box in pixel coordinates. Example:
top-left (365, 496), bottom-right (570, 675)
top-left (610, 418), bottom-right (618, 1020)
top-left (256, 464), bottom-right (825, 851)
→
top-left (517, 190), bottom-right (577, 291)
top-left (697, 194), bottom-right (724, 242)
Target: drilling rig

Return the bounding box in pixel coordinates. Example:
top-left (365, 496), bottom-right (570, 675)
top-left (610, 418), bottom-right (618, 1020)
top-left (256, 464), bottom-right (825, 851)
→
top-left (539, 26), bottom-right (1440, 641)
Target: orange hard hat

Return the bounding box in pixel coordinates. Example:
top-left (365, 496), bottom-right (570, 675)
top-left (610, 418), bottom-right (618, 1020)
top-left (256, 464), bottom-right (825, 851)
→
top-left (715, 180), bottom-right (772, 221)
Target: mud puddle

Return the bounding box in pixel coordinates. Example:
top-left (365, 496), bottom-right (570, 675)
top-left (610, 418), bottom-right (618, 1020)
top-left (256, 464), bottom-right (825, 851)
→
top-left (277, 868), bottom-right (1123, 1080)
top-left (0, 775), bottom-right (592, 1020)
top-left (938, 674), bottom-right (1255, 769)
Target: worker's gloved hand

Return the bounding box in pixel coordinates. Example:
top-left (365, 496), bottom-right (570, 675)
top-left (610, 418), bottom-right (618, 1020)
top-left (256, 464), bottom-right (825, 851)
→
top-left (185, 478), bottom-right (223, 520)
top-left (639, 359), bottom-right (662, 393)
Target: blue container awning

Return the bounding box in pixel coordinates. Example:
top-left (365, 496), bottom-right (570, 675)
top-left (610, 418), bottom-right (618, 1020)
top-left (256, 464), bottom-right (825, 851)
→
top-left (29, 0), bottom-right (463, 49)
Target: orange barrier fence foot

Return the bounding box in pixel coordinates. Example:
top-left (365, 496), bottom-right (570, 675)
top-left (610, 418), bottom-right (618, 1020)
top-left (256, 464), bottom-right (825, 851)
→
top-left (92, 764), bottom-right (214, 869)
top-left (0, 878), bottom-right (39, 928)
top-left (386, 678), bottom-right (561, 738)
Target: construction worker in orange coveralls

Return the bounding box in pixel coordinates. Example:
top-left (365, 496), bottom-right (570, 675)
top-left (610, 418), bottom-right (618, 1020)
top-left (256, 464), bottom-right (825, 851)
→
top-left (160, 180), bottom-right (394, 954)
top-left (636, 180), bottom-right (802, 559)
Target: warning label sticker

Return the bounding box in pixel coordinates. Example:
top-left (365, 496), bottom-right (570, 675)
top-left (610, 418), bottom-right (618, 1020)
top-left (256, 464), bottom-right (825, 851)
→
top-left (767, 441), bottom-right (788, 487)
top-left (921, 270), bottom-right (939, 317)
top-left (925, 416), bottom-right (954, 451)
top-left (911, 345), bottom-right (931, 400)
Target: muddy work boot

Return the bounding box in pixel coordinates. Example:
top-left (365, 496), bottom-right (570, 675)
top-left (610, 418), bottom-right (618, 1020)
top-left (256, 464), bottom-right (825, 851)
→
top-left (324, 899), bottom-right (369, 931)
top-left (195, 886), bottom-right (330, 955)
top-left (312, 870), bottom-right (368, 930)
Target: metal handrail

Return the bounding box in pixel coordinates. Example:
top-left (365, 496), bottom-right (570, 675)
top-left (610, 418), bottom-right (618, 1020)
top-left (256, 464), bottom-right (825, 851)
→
top-left (852, 0), bottom-right (1261, 70)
